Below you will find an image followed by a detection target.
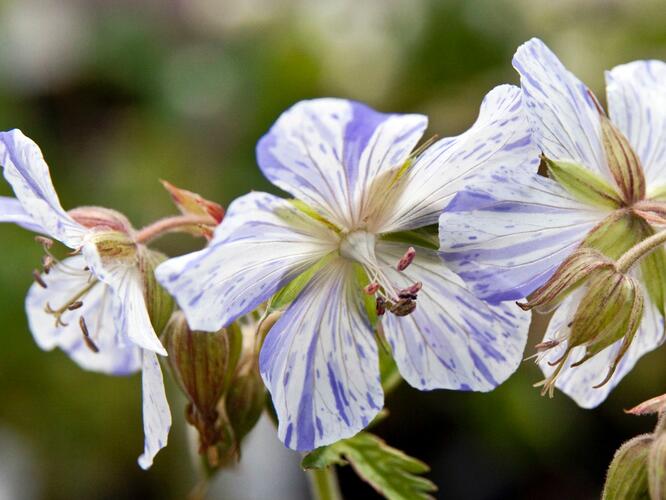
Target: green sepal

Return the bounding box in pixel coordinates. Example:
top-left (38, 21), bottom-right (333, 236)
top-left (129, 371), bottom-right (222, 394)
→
top-left (603, 434), bottom-right (652, 500)
top-left (637, 224), bottom-right (666, 317)
top-left (302, 432), bottom-right (437, 500)
top-left (381, 225), bottom-right (440, 251)
top-left (268, 254), bottom-right (333, 312)
top-left (544, 155), bottom-right (622, 209)
top-left (583, 212), bottom-right (643, 259)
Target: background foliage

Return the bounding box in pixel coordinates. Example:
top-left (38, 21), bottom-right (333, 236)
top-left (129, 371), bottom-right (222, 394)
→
top-left (1, 1), bottom-right (666, 498)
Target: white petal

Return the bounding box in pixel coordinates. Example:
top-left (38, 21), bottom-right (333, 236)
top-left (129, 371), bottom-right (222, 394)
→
top-left (25, 256), bottom-right (141, 375)
top-left (137, 349), bottom-right (171, 469)
top-left (156, 192), bottom-right (338, 332)
top-left (606, 60), bottom-right (666, 188)
top-left (259, 259), bottom-right (383, 451)
top-left (377, 241), bottom-right (530, 391)
top-left (256, 98), bottom-right (427, 229)
top-left (375, 85), bottom-right (539, 232)
top-left (439, 164), bottom-right (608, 302)
top-left (82, 241), bottom-right (166, 355)
top-left (538, 289), bottom-right (665, 408)
top-left (513, 38), bottom-right (610, 181)
top-left (0, 130), bottom-right (85, 247)
top-left (0, 196), bottom-right (47, 233)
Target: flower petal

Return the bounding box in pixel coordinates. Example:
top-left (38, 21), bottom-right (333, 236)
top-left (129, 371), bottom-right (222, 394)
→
top-left (513, 38), bottom-right (610, 181)
top-left (606, 60), bottom-right (666, 188)
top-left (375, 85), bottom-right (539, 233)
top-left (137, 349), bottom-right (171, 469)
top-left (0, 130), bottom-right (85, 247)
top-left (538, 289), bottom-right (664, 408)
top-left (156, 192), bottom-right (338, 332)
top-left (25, 256), bottom-right (141, 375)
top-left (439, 164), bottom-right (608, 302)
top-left (0, 196), bottom-right (47, 233)
top-left (377, 241), bottom-right (530, 391)
top-left (256, 98), bottom-right (427, 229)
top-left (82, 242), bottom-right (166, 355)
top-left (259, 258), bottom-right (383, 451)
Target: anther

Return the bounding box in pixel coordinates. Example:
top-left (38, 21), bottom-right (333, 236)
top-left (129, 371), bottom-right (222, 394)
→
top-left (35, 236), bottom-right (54, 249)
top-left (396, 247), bottom-right (416, 271)
top-left (32, 270), bottom-right (47, 289)
top-left (67, 301), bottom-right (84, 311)
top-left (390, 298), bottom-right (417, 317)
top-left (534, 340), bottom-right (560, 351)
top-left (376, 297), bottom-right (386, 316)
top-left (79, 317), bottom-right (99, 353)
top-left (41, 255), bottom-right (54, 274)
top-left (364, 282), bottom-right (380, 295)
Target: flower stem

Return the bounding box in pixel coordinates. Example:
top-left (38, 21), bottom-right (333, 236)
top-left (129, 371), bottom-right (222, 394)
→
top-left (307, 467), bottom-right (343, 500)
top-left (616, 229), bottom-right (666, 272)
top-left (136, 215), bottom-right (214, 244)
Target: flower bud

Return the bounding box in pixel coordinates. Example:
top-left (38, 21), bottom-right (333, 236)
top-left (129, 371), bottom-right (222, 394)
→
top-left (139, 248), bottom-right (175, 335)
top-left (161, 180), bottom-right (224, 239)
top-left (603, 435), bottom-right (651, 500)
top-left (649, 431), bottom-right (666, 499)
top-left (224, 362), bottom-right (265, 446)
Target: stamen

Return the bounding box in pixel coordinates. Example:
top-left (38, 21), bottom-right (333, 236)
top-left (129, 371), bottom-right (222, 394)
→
top-left (364, 282), bottom-right (380, 295)
top-left (376, 297), bottom-right (386, 316)
top-left (389, 298), bottom-right (417, 317)
top-left (35, 236), bottom-right (54, 249)
top-left (534, 349), bottom-right (571, 398)
top-left (67, 301), bottom-right (84, 311)
top-left (79, 317), bottom-right (99, 353)
top-left (42, 255), bottom-right (54, 274)
top-left (33, 270), bottom-right (47, 289)
top-left (44, 280), bottom-right (97, 327)
top-left (396, 247), bottom-right (416, 271)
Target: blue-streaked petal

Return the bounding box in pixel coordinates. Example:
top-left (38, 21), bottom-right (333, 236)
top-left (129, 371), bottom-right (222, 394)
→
top-left (257, 98), bottom-right (427, 229)
top-left (538, 288), bottom-right (664, 408)
top-left (375, 85), bottom-right (539, 233)
top-left (513, 38), bottom-right (610, 182)
top-left (606, 60), bottom-right (666, 188)
top-left (0, 196), bottom-right (47, 233)
top-left (0, 130), bottom-right (85, 248)
top-left (137, 349), bottom-right (171, 469)
top-left (156, 192), bottom-right (338, 332)
top-left (377, 241), bottom-right (530, 391)
top-left (82, 242), bottom-right (166, 355)
top-left (25, 256), bottom-right (141, 375)
top-left (439, 164), bottom-right (608, 302)
top-left (259, 258), bottom-right (383, 451)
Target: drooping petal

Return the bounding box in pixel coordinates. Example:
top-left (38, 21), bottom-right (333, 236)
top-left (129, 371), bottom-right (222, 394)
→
top-left (439, 164), bottom-right (608, 302)
top-left (374, 85), bottom-right (539, 233)
top-left (513, 38), bottom-right (610, 181)
top-left (82, 241), bottom-right (166, 356)
top-left (0, 196), bottom-right (47, 233)
top-left (259, 258), bottom-right (383, 451)
top-left (537, 288), bottom-right (664, 408)
top-left (137, 349), bottom-right (171, 469)
top-left (605, 60), bottom-right (666, 188)
top-left (0, 130), bottom-right (85, 247)
top-left (156, 192), bottom-right (338, 332)
top-left (25, 256), bottom-right (141, 375)
top-left (256, 98), bottom-right (427, 229)
top-left (377, 241), bottom-right (530, 391)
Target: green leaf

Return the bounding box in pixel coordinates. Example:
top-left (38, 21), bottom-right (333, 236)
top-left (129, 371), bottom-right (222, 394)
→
top-left (303, 432), bottom-right (437, 500)
top-left (544, 155), bottom-right (622, 209)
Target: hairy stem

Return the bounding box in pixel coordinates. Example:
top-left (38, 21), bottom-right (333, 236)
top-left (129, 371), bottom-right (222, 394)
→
top-left (616, 229), bottom-right (666, 272)
top-left (307, 467), bottom-right (343, 500)
top-left (136, 215), bottom-right (214, 244)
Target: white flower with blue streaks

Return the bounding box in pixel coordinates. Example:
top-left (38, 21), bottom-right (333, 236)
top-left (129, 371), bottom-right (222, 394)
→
top-left (440, 37), bottom-right (666, 408)
top-left (0, 130), bottom-right (171, 469)
top-left (156, 92), bottom-right (533, 451)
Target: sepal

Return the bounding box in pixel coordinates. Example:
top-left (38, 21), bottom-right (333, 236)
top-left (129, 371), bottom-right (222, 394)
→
top-left (161, 180), bottom-right (224, 239)
top-left (602, 434), bottom-right (651, 500)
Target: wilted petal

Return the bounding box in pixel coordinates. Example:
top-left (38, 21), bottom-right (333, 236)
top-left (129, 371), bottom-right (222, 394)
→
top-left (82, 241), bottom-right (166, 355)
top-left (156, 192), bottom-right (338, 332)
top-left (0, 196), bottom-right (47, 233)
top-left (259, 259), bottom-right (383, 451)
top-left (538, 288), bottom-right (665, 408)
top-left (439, 164), bottom-right (608, 302)
top-left (257, 98), bottom-right (427, 229)
top-left (0, 130), bottom-right (85, 247)
top-left (137, 349), bottom-right (171, 469)
top-left (25, 256), bottom-right (141, 375)
top-left (376, 84), bottom-right (538, 233)
top-left (513, 38), bottom-right (610, 182)
top-left (606, 60), bottom-right (666, 188)
top-left (377, 241), bottom-right (530, 391)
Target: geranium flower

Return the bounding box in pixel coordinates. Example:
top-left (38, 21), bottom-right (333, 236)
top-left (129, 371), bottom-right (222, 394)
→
top-left (156, 93), bottom-right (533, 450)
top-left (0, 130), bottom-right (171, 468)
top-left (439, 38), bottom-right (666, 408)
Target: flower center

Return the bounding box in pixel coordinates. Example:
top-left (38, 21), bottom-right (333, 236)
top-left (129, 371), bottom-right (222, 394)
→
top-left (339, 230), bottom-right (421, 317)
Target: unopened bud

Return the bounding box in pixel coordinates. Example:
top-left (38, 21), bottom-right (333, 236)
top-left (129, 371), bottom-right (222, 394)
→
top-left (225, 363), bottom-right (265, 446)
top-left (161, 180), bottom-right (224, 239)
top-left (603, 435), bottom-right (651, 500)
top-left (649, 431), bottom-right (666, 499)
top-left (139, 248), bottom-right (175, 335)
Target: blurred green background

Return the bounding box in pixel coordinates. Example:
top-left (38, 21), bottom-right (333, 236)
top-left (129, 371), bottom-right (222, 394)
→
top-left (1, 0), bottom-right (666, 498)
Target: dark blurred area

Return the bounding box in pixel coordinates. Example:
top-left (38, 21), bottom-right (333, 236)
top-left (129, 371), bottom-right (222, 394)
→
top-left (1, 0), bottom-right (666, 498)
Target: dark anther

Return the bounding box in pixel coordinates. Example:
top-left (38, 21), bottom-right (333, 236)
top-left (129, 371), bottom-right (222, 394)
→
top-left (35, 236), bottom-right (54, 249)
top-left (32, 269), bottom-right (47, 289)
top-left (397, 247), bottom-right (416, 271)
top-left (376, 297), bottom-right (386, 316)
top-left (79, 317), bottom-right (99, 353)
top-left (42, 255), bottom-right (54, 274)
top-left (364, 282), bottom-right (380, 295)
top-left (390, 298), bottom-right (417, 317)
top-left (68, 301), bottom-right (84, 311)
